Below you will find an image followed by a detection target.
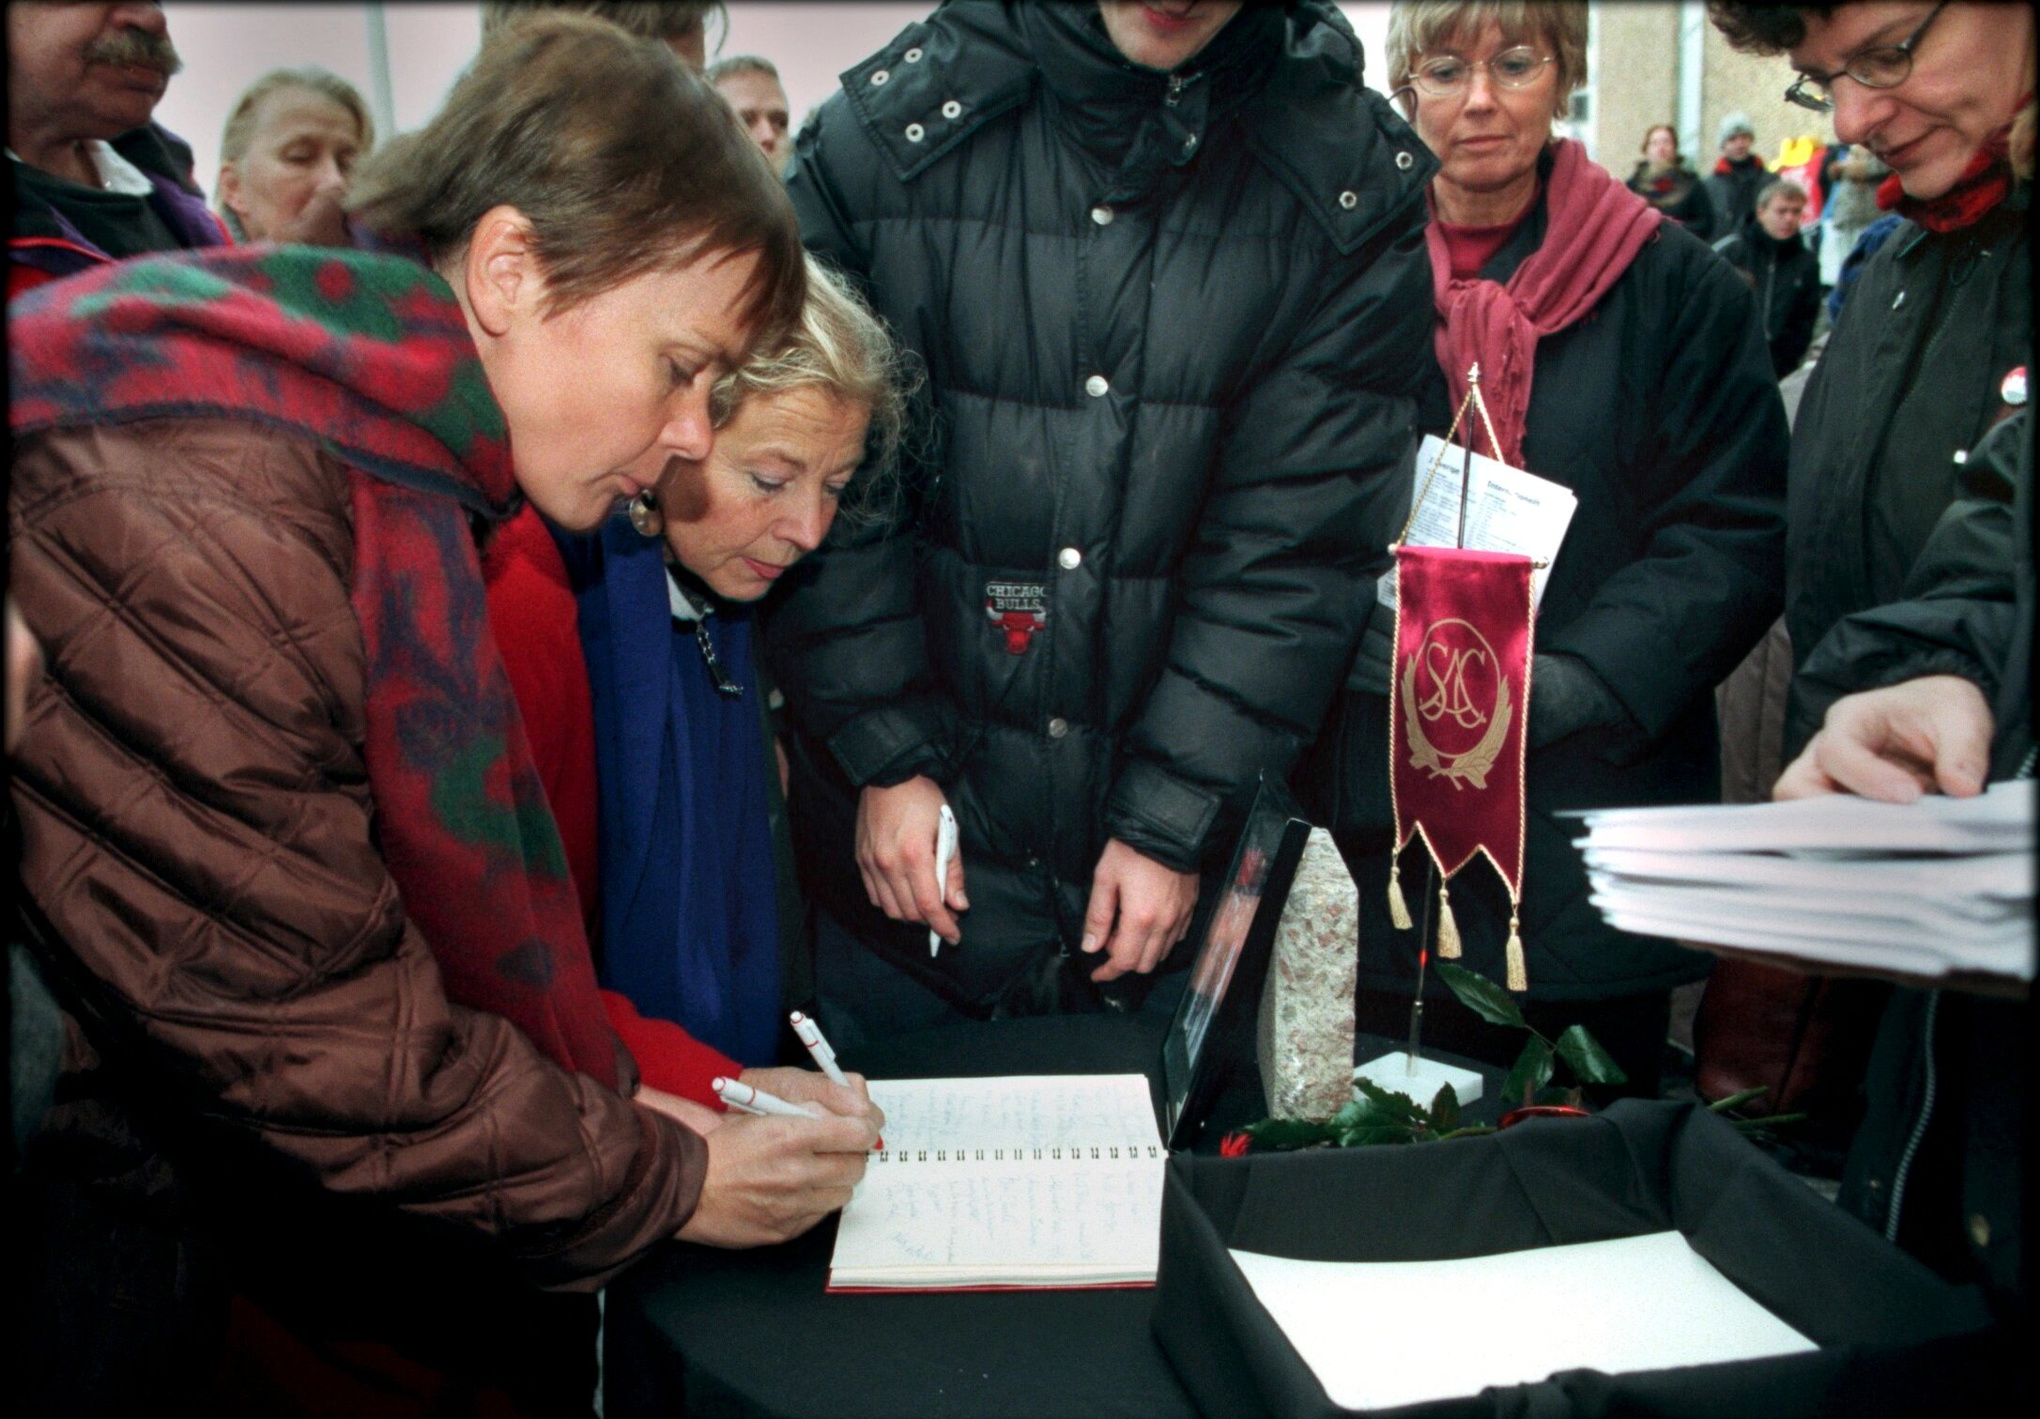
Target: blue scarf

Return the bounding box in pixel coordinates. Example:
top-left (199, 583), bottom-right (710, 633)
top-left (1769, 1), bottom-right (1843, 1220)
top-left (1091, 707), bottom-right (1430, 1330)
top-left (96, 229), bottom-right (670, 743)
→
top-left (561, 516), bottom-right (782, 1065)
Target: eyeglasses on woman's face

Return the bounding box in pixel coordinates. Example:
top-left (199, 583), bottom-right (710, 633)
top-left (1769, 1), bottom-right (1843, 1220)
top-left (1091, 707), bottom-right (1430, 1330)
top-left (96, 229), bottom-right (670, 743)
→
top-left (1408, 45), bottom-right (1554, 100)
top-left (1784, 1), bottom-right (1946, 113)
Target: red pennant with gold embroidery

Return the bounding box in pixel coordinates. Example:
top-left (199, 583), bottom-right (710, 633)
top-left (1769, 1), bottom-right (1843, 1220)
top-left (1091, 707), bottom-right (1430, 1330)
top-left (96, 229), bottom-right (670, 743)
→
top-left (1387, 545), bottom-right (1535, 989)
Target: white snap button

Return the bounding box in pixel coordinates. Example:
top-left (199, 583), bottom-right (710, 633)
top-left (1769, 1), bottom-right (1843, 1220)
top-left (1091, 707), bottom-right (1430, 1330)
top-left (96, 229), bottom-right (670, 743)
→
top-left (1395, 150), bottom-right (1414, 171)
top-left (1182, 133), bottom-right (1198, 151)
top-left (1084, 374), bottom-right (1109, 398)
top-left (1339, 190), bottom-right (1359, 209)
top-left (942, 100), bottom-right (962, 119)
top-left (870, 69), bottom-right (890, 86)
top-left (1047, 717), bottom-right (1069, 739)
top-left (905, 122), bottom-right (925, 143)
top-left (904, 47), bottom-right (923, 62)
top-left (1091, 204), bottom-right (1114, 226)
top-left (1058, 547), bottom-right (1081, 570)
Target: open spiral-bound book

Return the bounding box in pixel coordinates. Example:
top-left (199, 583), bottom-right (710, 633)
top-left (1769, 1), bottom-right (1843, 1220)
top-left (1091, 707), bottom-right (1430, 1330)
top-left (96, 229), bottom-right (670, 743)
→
top-left (826, 1074), bottom-right (1167, 1292)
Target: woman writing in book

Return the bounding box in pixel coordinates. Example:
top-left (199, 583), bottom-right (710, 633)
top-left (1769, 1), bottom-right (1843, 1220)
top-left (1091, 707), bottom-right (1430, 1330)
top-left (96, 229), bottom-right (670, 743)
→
top-left (485, 256), bottom-right (911, 1102)
top-left (9, 18), bottom-right (877, 1413)
top-left (1302, 0), bottom-right (1788, 1093)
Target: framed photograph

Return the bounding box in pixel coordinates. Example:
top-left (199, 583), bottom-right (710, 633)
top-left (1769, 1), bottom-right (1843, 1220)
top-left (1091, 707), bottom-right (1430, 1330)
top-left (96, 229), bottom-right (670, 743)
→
top-left (1160, 776), bottom-right (1312, 1150)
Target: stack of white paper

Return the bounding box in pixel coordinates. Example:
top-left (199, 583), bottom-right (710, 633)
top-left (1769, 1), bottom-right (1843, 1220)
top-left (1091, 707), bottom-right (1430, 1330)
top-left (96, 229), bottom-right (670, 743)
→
top-left (1379, 433), bottom-right (1578, 611)
top-left (1575, 781), bottom-right (2033, 981)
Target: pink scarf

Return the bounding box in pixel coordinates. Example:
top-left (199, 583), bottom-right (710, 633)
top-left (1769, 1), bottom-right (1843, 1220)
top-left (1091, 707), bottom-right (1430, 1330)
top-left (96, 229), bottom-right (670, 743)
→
top-left (1427, 139), bottom-right (1662, 467)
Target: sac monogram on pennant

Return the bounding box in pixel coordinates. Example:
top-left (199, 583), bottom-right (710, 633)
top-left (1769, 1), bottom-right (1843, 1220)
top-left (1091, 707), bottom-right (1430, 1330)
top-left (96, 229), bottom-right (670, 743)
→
top-left (1400, 617), bottom-right (1513, 791)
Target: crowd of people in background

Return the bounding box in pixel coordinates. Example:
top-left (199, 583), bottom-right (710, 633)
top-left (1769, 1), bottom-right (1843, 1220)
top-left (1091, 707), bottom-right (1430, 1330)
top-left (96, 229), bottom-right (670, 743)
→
top-left (6, 1), bottom-right (2031, 1415)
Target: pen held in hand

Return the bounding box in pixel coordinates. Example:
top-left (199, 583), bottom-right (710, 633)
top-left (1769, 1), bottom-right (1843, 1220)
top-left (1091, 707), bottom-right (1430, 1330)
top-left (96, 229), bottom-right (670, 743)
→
top-left (931, 803), bottom-right (958, 957)
top-left (712, 1076), bottom-right (822, 1119)
top-left (789, 1012), bottom-right (883, 1150)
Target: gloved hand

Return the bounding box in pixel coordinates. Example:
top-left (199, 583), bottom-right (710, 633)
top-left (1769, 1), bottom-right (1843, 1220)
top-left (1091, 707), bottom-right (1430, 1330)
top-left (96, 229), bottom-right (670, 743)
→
top-left (1528, 653), bottom-right (1630, 750)
top-left (1348, 603), bottom-right (1395, 695)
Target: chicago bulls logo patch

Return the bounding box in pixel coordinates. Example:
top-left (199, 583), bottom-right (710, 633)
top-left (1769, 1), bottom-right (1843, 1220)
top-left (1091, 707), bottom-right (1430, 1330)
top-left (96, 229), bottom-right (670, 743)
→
top-left (985, 580), bottom-right (1047, 655)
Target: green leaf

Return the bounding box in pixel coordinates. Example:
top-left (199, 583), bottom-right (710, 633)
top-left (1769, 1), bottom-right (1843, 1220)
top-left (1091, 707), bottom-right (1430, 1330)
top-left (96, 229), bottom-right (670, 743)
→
top-left (1708, 1087), bottom-right (1769, 1114)
top-left (1242, 1118), bottom-right (1334, 1150)
top-left (1553, 1024), bottom-right (1629, 1086)
top-left (1338, 1122), bottom-right (1418, 1147)
top-left (1429, 1082), bottom-right (1461, 1131)
top-left (1502, 1036), bottom-right (1555, 1107)
top-left (1353, 1077), bottom-right (1426, 1122)
top-left (1435, 1124), bottom-right (1497, 1142)
top-left (1533, 1084), bottom-right (1576, 1107)
top-left (1436, 960), bottom-right (1529, 1030)
top-left (1329, 1099), bottom-right (1368, 1131)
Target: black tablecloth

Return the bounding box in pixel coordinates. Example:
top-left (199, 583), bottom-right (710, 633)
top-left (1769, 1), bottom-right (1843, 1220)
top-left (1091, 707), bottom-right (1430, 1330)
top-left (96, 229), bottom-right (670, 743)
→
top-left (605, 1017), bottom-right (1504, 1419)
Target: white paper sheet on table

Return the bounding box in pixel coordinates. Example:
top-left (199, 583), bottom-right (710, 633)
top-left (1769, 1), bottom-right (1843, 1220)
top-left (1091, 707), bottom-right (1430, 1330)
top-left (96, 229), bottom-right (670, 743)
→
top-left (1230, 1231), bottom-right (1815, 1412)
top-left (1378, 433), bottom-right (1578, 612)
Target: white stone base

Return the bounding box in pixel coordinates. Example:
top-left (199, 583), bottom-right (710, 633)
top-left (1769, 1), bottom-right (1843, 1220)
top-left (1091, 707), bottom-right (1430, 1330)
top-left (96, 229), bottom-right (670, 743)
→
top-left (1353, 1051), bottom-right (1485, 1109)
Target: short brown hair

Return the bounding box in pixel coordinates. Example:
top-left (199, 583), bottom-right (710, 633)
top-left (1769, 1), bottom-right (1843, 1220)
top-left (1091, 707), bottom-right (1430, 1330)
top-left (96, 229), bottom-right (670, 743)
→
top-left (705, 54), bottom-right (781, 87)
top-left (479, 1), bottom-right (721, 47)
top-left (1386, 2), bottom-right (1589, 115)
top-left (1705, 3), bottom-right (1838, 56)
top-left (1640, 122), bottom-right (1678, 157)
top-left (347, 13), bottom-right (801, 337)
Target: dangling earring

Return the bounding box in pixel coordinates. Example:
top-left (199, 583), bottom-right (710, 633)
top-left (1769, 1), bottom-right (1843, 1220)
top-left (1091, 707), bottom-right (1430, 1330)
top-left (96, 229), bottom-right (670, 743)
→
top-left (628, 489), bottom-right (663, 538)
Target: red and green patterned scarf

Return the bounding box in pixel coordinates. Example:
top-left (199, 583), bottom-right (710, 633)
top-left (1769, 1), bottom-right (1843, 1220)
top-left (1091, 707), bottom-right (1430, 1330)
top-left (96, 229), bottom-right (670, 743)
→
top-left (10, 246), bottom-right (624, 1089)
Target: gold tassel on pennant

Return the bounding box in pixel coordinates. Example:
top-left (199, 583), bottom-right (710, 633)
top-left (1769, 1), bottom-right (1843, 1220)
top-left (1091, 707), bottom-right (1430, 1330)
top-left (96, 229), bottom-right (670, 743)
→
top-left (1435, 883), bottom-right (1462, 959)
top-left (1388, 859), bottom-right (1413, 930)
top-left (1505, 908), bottom-right (1528, 992)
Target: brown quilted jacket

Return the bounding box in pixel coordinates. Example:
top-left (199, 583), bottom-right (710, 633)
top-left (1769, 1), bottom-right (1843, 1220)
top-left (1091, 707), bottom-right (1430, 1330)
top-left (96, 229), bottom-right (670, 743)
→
top-left (9, 416), bottom-right (705, 1290)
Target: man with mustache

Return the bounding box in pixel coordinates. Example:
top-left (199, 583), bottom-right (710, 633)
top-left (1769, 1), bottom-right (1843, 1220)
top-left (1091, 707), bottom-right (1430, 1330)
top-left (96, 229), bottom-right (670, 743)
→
top-left (8, 2), bottom-right (226, 299)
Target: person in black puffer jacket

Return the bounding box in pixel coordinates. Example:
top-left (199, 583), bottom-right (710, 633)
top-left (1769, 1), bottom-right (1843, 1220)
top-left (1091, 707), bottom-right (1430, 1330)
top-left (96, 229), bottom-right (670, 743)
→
top-left (768, 0), bottom-right (1435, 1041)
top-left (1713, 177), bottom-right (1823, 378)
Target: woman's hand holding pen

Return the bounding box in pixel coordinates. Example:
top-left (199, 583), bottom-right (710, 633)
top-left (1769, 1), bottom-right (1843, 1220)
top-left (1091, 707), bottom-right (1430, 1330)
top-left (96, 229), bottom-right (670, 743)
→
top-left (737, 1064), bottom-right (879, 1123)
top-left (676, 1108), bottom-right (883, 1247)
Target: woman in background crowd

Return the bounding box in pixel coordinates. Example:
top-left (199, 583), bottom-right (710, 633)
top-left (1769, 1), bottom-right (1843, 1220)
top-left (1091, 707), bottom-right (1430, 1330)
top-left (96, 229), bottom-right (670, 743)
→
top-left (1308, 0), bottom-right (1786, 1094)
top-left (1627, 121), bottom-right (1717, 238)
top-left (486, 257), bottom-right (909, 1095)
top-left (215, 66), bottom-right (371, 245)
top-left (10, 18), bottom-right (874, 1415)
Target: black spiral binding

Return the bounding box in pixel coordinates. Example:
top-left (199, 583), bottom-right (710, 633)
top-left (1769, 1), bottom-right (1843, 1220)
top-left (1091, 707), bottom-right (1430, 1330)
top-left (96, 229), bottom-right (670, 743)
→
top-left (874, 1142), bottom-right (1164, 1163)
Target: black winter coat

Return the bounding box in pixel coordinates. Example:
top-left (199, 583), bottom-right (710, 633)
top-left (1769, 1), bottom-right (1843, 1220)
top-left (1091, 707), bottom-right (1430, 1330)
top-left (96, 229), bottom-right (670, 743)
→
top-left (1309, 197), bottom-right (1788, 1002)
top-left (1797, 410), bottom-right (2030, 1302)
top-left (1713, 217), bottom-right (1822, 378)
top-left (1783, 186), bottom-right (2031, 755)
top-left (1626, 160), bottom-right (1716, 241)
top-left (1703, 154), bottom-right (1769, 231)
top-left (769, 0), bottom-right (1436, 1014)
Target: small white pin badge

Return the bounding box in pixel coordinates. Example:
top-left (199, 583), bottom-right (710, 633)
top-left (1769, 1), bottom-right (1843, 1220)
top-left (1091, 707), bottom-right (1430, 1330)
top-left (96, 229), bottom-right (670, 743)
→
top-left (2001, 365), bottom-right (2028, 407)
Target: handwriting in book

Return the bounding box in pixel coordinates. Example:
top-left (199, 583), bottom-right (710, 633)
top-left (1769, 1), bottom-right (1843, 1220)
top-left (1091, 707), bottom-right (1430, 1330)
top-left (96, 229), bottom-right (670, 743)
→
top-left (867, 1075), bottom-right (1158, 1156)
top-left (836, 1163), bottom-right (1164, 1272)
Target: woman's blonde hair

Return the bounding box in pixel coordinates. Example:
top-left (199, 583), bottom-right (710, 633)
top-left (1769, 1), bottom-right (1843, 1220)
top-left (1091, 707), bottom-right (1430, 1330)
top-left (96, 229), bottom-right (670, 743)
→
top-left (1386, 1), bottom-right (1589, 117)
top-left (215, 67), bottom-right (374, 239)
top-left (710, 257), bottom-right (916, 513)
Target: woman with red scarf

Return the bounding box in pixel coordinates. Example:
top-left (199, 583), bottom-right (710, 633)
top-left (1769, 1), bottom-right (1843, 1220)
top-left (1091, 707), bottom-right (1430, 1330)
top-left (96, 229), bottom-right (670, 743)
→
top-left (1306, 0), bottom-right (1787, 1093)
top-left (9, 17), bottom-right (876, 1414)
